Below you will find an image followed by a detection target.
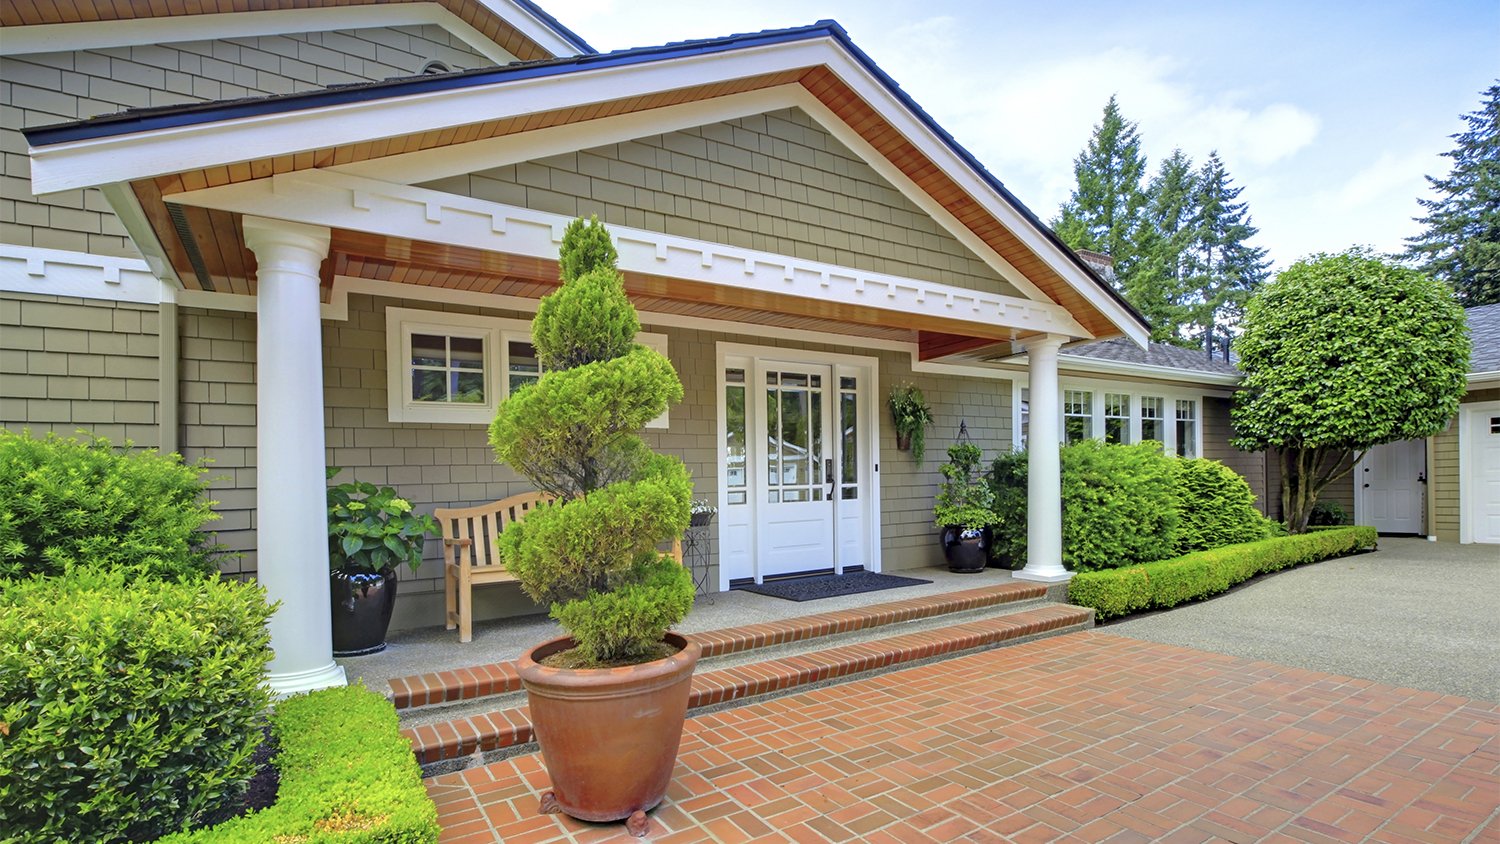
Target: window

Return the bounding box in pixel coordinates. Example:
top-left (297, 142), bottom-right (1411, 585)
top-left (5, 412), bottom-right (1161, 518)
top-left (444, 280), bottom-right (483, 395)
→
top-left (1064, 390), bottom-right (1092, 443)
top-left (1140, 396), bottom-right (1165, 443)
top-left (724, 368), bottom-right (747, 505)
top-left (386, 307), bottom-right (667, 426)
top-left (1175, 400), bottom-right (1197, 457)
top-left (1018, 388), bottom-right (1030, 449)
top-left (1104, 393), bottom-right (1130, 444)
top-left (839, 376), bottom-right (859, 500)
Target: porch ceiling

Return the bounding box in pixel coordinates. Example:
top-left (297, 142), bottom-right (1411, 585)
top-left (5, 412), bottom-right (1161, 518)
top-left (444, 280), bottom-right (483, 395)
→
top-left (0, 0), bottom-right (560, 62)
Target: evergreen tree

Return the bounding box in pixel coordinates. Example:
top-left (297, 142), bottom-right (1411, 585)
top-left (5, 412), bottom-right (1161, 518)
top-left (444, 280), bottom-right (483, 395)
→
top-left (1403, 82), bottom-right (1500, 306)
top-left (1129, 149), bottom-right (1199, 344)
top-left (1183, 152), bottom-right (1270, 345)
top-left (1054, 96), bottom-right (1149, 278)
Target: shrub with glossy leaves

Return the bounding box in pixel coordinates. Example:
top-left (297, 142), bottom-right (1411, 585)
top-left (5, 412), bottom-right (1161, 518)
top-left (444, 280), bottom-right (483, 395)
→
top-left (490, 216), bottom-right (693, 665)
top-left (0, 430), bottom-right (223, 581)
top-left (1171, 458), bottom-right (1276, 553)
top-left (0, 568), bottom-right (273, 843)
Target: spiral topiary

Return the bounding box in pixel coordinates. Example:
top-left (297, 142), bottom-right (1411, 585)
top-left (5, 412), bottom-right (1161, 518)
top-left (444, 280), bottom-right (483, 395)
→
top-left (489, 216), bottom-right (694, 665)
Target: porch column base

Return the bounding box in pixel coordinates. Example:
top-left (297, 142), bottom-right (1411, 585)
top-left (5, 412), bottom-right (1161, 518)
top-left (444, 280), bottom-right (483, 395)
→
top-left (1013, 568), bottom-right (1075, 584)
top-left (268, 661), bottom-right (348, 700)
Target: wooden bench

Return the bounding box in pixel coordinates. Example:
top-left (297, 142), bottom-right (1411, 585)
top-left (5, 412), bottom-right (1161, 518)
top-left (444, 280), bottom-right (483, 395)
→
top-left (435, 491), bottom-right (684, 643)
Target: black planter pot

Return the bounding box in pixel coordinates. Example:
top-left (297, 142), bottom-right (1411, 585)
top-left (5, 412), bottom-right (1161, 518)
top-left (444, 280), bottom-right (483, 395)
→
top-left (330, 567), bottom-right (398, 657)
top-left (940, 525), bottom-right (992, 573)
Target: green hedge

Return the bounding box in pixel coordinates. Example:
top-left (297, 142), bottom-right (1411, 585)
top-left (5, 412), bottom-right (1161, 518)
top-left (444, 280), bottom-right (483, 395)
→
top-left (0, 568), bottom-right (274, 843)
top-left (1069, 526), bottom-right (1378, 620)
top-left (160, 684), bottom-right (439, 844)
top-left (991, 442), bottom-right (1275, 572)
top-left (0, 431), bottom-right (223, 581)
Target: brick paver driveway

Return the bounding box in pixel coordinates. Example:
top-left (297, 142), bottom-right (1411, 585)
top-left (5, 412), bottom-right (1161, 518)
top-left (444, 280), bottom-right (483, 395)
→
top-left (428, 632), bottom-right (1500, 843)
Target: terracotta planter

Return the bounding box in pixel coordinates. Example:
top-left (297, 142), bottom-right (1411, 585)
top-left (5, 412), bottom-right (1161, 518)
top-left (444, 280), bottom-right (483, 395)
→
top-left (329, 567), bottom-right (397, 656)
top-left (518, 632), bottom-right (701, 825)
top-left (940, 525), bottom-right (992, 573)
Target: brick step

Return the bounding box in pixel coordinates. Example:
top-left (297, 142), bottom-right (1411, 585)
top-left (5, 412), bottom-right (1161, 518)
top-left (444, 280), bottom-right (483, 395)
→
top-left (388, 580), bottom-right (1047, 711)
top-left (403, 601), bottom-right (1093, 771)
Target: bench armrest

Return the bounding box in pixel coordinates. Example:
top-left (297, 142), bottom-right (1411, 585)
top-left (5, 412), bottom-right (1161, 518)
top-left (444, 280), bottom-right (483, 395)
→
top-left (443, 538), bottom-right (473, 548)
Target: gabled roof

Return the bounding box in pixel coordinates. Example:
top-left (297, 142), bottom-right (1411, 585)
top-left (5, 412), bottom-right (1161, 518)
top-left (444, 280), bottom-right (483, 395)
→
top-left (1468, 303), bottom-right (1500, 373)
top-left (23, 19), bottom-right (1151, 348)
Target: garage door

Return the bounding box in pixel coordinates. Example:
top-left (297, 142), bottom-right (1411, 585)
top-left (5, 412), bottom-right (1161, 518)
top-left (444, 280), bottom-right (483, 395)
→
top-left (1464, 401), bottom-right (1500, 544)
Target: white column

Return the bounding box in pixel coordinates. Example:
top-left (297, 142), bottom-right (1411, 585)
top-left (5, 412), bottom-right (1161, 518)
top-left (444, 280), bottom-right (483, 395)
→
top-left (1016, 334), bottom-right (1071, 583)
top-left (243, 216), bottom-right (346, 697)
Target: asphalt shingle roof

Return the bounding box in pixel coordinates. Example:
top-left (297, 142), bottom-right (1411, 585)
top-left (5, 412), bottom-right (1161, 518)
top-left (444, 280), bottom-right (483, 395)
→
top-left (1468, 303), bottom-right (1500, 373)
top-left (1062, 337), bottom-right (1243, 377)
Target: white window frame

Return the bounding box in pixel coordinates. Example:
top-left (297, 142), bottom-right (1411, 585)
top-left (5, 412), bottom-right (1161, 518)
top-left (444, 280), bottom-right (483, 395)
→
top-left (1010, 378), bottom-right (1207, 458)
top-left (386, 306), bottom-right (669, 427)
top-left (1175, 399), bottom-right (1199, 458)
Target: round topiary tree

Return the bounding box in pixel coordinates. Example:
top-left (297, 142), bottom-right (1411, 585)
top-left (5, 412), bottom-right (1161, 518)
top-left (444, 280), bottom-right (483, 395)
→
top-left (488, 217), bottom-right (694, 666)
top-left (1232, 248), bottom-right (1470, 533)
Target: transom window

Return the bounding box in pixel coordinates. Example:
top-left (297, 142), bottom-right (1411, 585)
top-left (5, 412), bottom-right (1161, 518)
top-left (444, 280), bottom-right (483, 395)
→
top-left (386, 307), bottom-right (667, 426)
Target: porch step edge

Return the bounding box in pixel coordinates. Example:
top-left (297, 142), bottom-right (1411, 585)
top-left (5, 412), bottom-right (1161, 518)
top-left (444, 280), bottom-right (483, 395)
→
top-left (403, 601), bottom-right (1092, 770)
top-left (388, 579), bottom-right (1045, 710)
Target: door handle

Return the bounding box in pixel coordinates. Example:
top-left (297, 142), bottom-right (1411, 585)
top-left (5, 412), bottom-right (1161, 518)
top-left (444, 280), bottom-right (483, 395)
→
top-left (825, 458), bottom-right (834, 484)
top-left (1417, 473), bottom-right (1427, 485)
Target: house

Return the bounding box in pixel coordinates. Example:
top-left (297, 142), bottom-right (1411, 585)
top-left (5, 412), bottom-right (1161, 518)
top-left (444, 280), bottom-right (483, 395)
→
top-left (2, 1), bottom-right (1159, 696)
top-left (1427, 303), bottom-right (1499, 544)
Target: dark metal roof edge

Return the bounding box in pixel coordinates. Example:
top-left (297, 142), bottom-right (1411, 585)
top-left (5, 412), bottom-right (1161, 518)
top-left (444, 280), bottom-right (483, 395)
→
top-left (510, 0), bottom-right (597, 54)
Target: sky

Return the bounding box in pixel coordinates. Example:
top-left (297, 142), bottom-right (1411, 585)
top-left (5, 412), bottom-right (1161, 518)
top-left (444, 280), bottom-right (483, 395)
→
top-left (550, 0), bottom-right (1498, 270)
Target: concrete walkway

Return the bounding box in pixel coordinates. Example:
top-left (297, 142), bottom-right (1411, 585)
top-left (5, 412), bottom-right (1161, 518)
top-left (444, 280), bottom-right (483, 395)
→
top-left (429, 631), bottom-right (1500, 843)
top-left (1110, 537), bottom-right (1500, 702)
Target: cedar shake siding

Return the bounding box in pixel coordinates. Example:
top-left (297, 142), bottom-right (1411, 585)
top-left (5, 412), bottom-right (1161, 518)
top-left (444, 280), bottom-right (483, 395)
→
top-left (0, 293), bottom-right (161, 447)
top-left (417, 108), bottom-right (1023, 300)
top-left (1, 25), bottom-right (499, 258)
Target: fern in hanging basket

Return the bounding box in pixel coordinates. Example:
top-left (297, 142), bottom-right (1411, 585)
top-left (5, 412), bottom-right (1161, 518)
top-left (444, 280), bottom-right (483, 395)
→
top-left (888, 384), bottom-right (935, 462)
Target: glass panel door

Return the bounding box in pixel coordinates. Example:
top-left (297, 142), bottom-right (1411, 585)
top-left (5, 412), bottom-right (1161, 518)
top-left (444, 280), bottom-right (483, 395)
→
top-left (755, 362), bottom-right (837, 578)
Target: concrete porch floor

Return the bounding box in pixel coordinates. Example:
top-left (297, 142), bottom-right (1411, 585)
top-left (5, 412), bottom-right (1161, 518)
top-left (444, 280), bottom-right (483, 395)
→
top-left (429, 631), bottom-right (1500, 843)
top-left (339, 565), bottom-right (1025, 694)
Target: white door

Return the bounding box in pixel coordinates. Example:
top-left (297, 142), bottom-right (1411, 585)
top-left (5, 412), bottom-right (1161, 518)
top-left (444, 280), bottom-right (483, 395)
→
top-left (1463, 402), bottom-right (1500, 544)
top-left (754, 362), bottom-right (837, 578)
top-left (1358, 439), bottom-right (1426, 534)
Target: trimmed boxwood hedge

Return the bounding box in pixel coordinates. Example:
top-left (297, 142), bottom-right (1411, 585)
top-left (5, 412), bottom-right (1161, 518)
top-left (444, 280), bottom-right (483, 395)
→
top-left (160, 684), bottom-right (439, 844)
top-left (1069, 526), bottom-right (1378, 620)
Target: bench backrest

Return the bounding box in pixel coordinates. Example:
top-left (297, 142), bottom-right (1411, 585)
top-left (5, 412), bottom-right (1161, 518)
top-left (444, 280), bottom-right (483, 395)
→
top-left (434, 491), bottom-right (554, 570)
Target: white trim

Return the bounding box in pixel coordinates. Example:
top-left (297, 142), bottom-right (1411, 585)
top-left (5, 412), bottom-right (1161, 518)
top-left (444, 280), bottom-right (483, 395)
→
top-left (166, 170), bottom-right (1087, 339)
top-left (1054, 352), bottom-right (1243, 386)
top-left (1010, 377), bottom-right (1207, 456)
top-left (98, 184), bottom-right (180, 284)
top-left (27, 33), bottom-right (1143, 343)
top-left (715, 341), bottom-right (881, 589)
top-left (1467, 370), bottom-right (1500, 388)
top-left (0, 244), bottom-right (172, 305)
top-left (0, 3), bottom-right (537, 65)
top-left (1459, 400), bottom-right (1500, 544)
top-left (383, 305), bottom-right (668, 427)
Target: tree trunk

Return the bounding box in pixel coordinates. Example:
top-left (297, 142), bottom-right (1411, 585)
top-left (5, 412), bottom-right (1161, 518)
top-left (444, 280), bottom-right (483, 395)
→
top-left (1280, 446), bottom-right (1360, 534)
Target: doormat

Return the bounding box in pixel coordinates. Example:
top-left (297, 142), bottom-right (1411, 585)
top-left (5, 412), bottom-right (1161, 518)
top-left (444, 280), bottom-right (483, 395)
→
top-left (734, 570), bottom-right (931, 602)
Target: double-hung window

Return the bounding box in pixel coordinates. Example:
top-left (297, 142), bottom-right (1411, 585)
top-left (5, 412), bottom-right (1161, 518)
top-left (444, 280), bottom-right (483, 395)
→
top-left (1063, 390), bottom-right (1092, 443)
top-left (387, 307), bottom-right (667, 427)
top-left (1104, 393), bottom-right (1130, 444)
top-left (1175, 400), bottom-right (1198, 457)
top-left (1140, 396), bottom-right (1165, 443)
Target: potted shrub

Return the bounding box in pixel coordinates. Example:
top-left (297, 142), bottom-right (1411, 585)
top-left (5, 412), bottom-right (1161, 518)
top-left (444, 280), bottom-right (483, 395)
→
top-left (934, 442), bottom-right (998, 573)
top-left (488, 216), bottom-right (696, 835)
top-left (888, 384), bottom-right (935, 461)
top-left (326, 468), bottom-right (439, 656)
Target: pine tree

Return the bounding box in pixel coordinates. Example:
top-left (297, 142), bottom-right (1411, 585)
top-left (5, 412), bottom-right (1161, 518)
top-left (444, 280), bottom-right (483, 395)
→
top-left (1054, 96), bottom-right (1149, 278)
top-left (1129, 149), bottom-right (1199, 344)
top-left (1183, 152), bottom-right (1270, 346)
top-left (1404, 82), bottom-right (1500, 306)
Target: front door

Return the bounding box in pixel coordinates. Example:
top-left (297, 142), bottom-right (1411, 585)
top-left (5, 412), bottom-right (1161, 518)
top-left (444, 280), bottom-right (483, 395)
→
top-left (755, 362), bottom-right (837, 577)
top-left (1359, 438), bottom-right (1426, 534)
